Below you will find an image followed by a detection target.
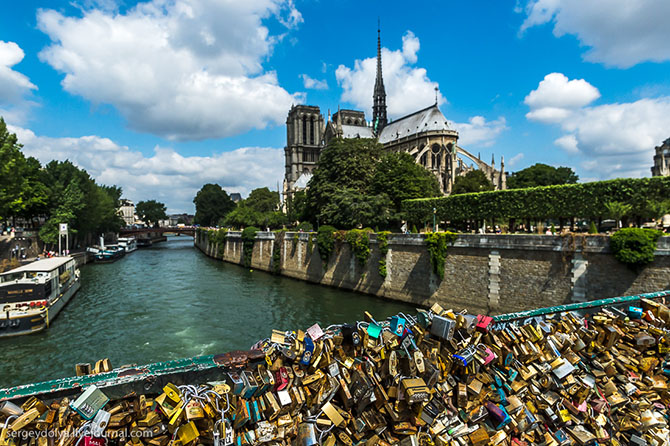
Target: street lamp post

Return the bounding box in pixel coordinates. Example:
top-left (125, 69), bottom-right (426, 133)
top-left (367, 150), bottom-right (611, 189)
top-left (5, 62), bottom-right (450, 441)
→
top-left (433, 208), bottom-right (437, 232)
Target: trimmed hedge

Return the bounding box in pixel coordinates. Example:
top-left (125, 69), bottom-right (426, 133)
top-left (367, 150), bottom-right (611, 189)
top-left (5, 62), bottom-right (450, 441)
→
top-left (404, 177), bottom-right (670, 222)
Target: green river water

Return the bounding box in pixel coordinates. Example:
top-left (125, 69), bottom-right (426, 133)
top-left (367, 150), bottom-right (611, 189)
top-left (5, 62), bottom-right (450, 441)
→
top-left (0, 236), bottom-right (417, 388)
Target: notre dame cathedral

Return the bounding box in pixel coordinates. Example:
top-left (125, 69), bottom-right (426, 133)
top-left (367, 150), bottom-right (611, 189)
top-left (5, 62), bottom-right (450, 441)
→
top-left (283, 29), bottom-right (506, 199)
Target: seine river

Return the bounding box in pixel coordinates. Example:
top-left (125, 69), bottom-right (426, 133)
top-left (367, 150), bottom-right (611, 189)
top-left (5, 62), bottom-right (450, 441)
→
top-left (0, 236), bottom-right (416, 388)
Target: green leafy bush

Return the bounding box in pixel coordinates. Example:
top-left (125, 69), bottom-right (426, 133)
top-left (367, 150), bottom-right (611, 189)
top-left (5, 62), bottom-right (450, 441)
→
top-left (272, 230), bottom-right (285, 274)
top-left (425, 232), bottom-right (457, 279)
top-left (307, 233), bottom-right (314, 254)
top-left (404, 177), bottom-right (670, 223)
top-left (345, 229), bottom-right (372, 266)
top-left (377, 231), bottom-right (390, 278)
top-left (241, 226), bottom-right (259, 267)
top-left (588, 221), bottom-right (598, 234)
top-left (610, 228), bottom-right (662, 267)
top-left (316, 225), bottom-right (337, 266)
top-left (297, 221), bottom-right (313, 232)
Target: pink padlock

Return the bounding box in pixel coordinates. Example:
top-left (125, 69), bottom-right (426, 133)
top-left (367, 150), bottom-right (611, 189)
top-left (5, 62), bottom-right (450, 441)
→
top-left (477, 343), bottom-right (496, 365)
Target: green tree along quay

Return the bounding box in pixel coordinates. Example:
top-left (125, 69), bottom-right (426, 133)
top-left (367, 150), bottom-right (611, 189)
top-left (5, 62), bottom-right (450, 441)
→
top-left (507, 163), bottom-right (578, 189)
top-left (224, 187), bottom-right (286, 229)
top-left (306, 138), bottom-right (440, 228)
top-left (451, 170), bottom-right (494, 195)
top-left (136, 200), bottom-right (167, 227)
top-left (286, 190), bottom-right (308, 224)
top-left (38, 160), bottom-right (124, 246)
top-left (0, 118), bottom-right (48, 222)
top-left (193, 184), bottom-right (235, 227)
top-left (370, 152), bottom-right (441, 218)
top-left (604, 201), bottom-right (633, 228)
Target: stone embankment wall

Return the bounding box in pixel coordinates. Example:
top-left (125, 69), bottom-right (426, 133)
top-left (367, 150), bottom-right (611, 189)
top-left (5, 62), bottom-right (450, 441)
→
top-left (196, 232), bottom-right (670, 314)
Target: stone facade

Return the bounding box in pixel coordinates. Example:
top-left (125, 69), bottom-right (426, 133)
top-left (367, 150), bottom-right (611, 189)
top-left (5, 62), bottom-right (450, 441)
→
top-left (652, 138), bottom-right (670, 177)
top-left (283, 30), bottom-right (505, 199)
top-left (196, 232), bottom-right (670, 315)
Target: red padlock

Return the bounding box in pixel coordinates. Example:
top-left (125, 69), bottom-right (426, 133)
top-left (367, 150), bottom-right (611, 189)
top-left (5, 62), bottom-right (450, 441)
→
top-left (476, 314), bottom-right (493, 333)
top-left (274, 367), bottom-right (289, 391)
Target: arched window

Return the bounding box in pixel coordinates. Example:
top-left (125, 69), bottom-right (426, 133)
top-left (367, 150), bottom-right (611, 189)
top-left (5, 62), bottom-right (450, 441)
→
top-left (420, 153), bottom-right (427, 167)
top-left (302, 115), bottom-right (307, 144)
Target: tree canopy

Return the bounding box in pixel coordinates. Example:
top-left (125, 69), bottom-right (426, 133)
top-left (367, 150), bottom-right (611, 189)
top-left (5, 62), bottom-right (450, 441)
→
top-left (0, 118), bottom-right (48, 221)
top-left (451, 170), bottom-right (494, 195)
top-left (136, 200), bottom-right (168, 227)
top-left (224, 187), bottom-right (286, 229)
top-left (370, 152), bottom-right (441, 215)
top-left (507, 163), bottom-right (578, 189)
top-left (38, 161), bottom-right (125, 244)
top-left (193, 183), bottom-right (235, 226)
top-left (305, 138), bottom-right (441, 228)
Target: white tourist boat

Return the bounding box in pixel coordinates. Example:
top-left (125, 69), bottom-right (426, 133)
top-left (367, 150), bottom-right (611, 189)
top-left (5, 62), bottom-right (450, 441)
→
top-left (117, 237), bottom-right (137, 253)
top-left (0, 257), bottom-right (81, 337)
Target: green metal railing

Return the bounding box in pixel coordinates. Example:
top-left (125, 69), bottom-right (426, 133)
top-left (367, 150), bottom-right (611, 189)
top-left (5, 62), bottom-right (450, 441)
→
top-left (2, 290), bottom-right (669, 402)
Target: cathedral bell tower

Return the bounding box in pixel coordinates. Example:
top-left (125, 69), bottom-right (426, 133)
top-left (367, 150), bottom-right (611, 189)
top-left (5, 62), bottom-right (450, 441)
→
top-left (372, 24), bottom-right (388, 136)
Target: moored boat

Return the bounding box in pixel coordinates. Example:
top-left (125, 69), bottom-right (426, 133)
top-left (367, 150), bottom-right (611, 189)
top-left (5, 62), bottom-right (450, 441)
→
top-left (94, 246), bottom-right (125, 263)
top-left (117, 237), bottom-right (137, 253)
top-left (0, 257), bottom-right (81, 338)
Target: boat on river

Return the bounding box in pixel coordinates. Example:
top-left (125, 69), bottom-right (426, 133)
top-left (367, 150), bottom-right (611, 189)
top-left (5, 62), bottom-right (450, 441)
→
top-left (0, 257), bottom-right (80, 338)
top-left (94, 246), bottom-right (125, 263)
top-left (117, 237), bottom-right (137, 253)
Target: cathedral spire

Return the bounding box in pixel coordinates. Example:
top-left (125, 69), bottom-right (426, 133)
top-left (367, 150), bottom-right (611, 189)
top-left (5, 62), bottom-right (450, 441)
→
top-left (372, 20), bottom-right (387, 136)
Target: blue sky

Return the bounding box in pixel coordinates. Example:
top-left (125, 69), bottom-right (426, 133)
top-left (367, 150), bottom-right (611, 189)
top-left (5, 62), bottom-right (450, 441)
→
top-left (2, 0), bottom-right (670, 213)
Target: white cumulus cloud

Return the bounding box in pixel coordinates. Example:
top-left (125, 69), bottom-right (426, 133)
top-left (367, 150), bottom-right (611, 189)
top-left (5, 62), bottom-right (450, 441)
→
top-left (8, 125), bottom-right (284, 214)
top-left (0, 41), bottom-right (37, 124)
top-left (451, 116), bottom-right (507, 148)
top-left (508, 153), bottom-right (525, 167)
top-left (525, 73), bottom-right (670, 178)
top-left (519, 0), bottom-right (670, 68)
top-left (300, 74), bottom-right (328, 90)
top-left (335, 31), bottom-right (445, 119)
top-left (36, 0), bottom-right (304, 141)
top-left (524, 73), bottom-right (600, 123)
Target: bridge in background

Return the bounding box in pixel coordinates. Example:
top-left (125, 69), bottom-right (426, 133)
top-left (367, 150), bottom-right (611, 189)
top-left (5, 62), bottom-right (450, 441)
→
top-left (119, 227), bottom-right (195, 237)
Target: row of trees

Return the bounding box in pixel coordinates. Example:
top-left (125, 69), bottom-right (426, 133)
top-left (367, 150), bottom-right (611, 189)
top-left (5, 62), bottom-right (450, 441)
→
top-left (451, 163), bottom-right (579, 195)
top-left (193, 138), bottom-right (442, 230)
top-left (193, 184), bottom-right (285, 228)
top-left (1, 119), bottom-right (125, 246)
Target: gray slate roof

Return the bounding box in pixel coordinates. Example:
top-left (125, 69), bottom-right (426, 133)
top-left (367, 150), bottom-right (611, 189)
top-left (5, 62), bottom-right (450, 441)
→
top-left (341, 125), bottom-right (374, 139)
top-left (378, 104), bottom-right (453, 145)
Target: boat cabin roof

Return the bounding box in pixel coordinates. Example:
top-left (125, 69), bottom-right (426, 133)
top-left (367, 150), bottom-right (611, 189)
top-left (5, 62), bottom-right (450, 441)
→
top-left (0, 257), bottom-right (74, 275)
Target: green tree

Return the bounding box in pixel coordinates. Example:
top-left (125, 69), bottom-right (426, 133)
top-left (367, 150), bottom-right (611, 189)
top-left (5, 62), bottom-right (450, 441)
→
top-left (224, 205), bottom-right (260, 228)
top-left (245, 187), bottom-right (280, 214)
top-left (452, 170), bottom-right (494, 194)
top-left (39, 181), bottom-right (85, 244)
top-left (39, 160), bottom-right (123, 246)
top-left (193, 183), bottom-right (235, 226)
top-left (507, 163), bottom-right (578, 189)
top-left (0, 118), bottom-right (48, 222)
top-left (370, 152), bottom-right (441, 219)
top-left (286, 190), bottom-right (308, 224)
top-left (605, 201), bottom-right (632, 228)
top-left (306, 138), bottom-right (382, 224)
top-left (136, 200), bottom-right (168, 227)
top-left (319, 188), bottom-right (392, 229)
